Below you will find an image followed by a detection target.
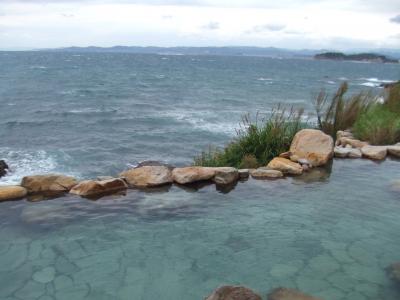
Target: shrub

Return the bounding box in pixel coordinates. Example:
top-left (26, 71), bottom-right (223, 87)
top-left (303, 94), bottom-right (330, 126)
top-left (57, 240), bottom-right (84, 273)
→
top-left (353, 105), bottom-right (400, 145)
top-left (193, 106), bottom-right (306, 168)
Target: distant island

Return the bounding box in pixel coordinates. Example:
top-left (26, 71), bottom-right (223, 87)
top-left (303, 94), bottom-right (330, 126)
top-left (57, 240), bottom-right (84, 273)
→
top-left (315, 52), bottom-right (399, 63)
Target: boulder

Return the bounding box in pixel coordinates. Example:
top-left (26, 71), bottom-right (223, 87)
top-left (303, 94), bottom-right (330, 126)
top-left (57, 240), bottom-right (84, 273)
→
top-left (361, 145), bottom-right (387, 160)
top-left (212, 167), bottom-right (239, 185)
top-left (267, 288), bottom-right (322, 300)
top-left (172, 167), bottom-right (216, 184)
top-left (336, 130), bottom-right (354, 143)
top-left (267, 157), bottom-right (303, 175)
top-left (0, 186), bottom-right (27, 201)
top-left (0, 160), bottom-right (9, 178)
top-left (205, 286), bottom-right (262, 300)
top-left (386, 262), bottom-right (400, 283)
top-left (348, 148), bottom-right (362, 158)
top-left (289, 129), bottom-right (334, 166)
top-left (238, 169), bottom-right (250, 179)
top-left (135, 160), bottom-right (175, 170)
top-left (70, 178), bottom-right (128, 197)
top-left (21, 174), bottom-right (77, 194)
top-left (387, 145), bottom-right (400, 158)
top-left (120, 166), bottom-right (172, 188)
top-left (337, 137), bottom-right (368, 149)
top-left (250, 168), bottom-right (284, 179)
top-left (334, 147), bottom-right (362, 158)
top-left (279, 151), bottom-right (292, 159)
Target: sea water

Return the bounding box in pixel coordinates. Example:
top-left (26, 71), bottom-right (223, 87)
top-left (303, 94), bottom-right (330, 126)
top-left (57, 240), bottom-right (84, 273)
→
top-left (0, 52), bottom-right (400, 299)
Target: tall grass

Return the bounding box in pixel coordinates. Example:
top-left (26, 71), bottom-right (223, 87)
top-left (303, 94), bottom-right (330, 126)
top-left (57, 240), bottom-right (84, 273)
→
top-left (194, 106), bottom-right (306, 168)
top-left (313, 82), bottom-right (373, 138)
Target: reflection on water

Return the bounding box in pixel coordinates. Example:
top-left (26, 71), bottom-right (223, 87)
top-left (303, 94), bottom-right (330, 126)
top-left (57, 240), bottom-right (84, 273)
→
top-left (0, 159), bottom-right (400, 299)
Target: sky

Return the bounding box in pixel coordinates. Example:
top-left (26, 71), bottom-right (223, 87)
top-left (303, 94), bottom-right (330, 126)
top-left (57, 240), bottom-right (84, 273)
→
top-left (0, 0), bottom-right (399, 50)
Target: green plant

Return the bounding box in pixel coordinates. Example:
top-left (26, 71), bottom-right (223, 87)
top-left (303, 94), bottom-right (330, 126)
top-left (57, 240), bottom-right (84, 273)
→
top-left (384, 81), bottom-right (400, 114)
top-left (193, 106), bottom-right (306, 168)
top-left (353, 105), bottom-right (400, 145)
top-left (239, 154), bottom-right (259, 169)
top-left (313, 82), bottom-right (373, 138)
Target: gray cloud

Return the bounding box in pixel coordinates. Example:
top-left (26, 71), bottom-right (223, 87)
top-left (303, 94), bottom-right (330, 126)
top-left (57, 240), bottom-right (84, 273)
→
top-left (248, 24), bottom-right (286, 33)
top-left (202, 22), bottom-right (219, 30)
top-left (390, 15), bottom-right (400, 23)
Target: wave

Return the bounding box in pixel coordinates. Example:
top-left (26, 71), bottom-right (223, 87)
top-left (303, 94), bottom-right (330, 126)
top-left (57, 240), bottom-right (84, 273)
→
top-left (359, 78), bottom-right (395, 84)
top-left (359, 82), bottom-right (380, 87)
top-left (257, 77), bottom-right (273, 81)
top-left (0, 149), bottom-right (79, 186)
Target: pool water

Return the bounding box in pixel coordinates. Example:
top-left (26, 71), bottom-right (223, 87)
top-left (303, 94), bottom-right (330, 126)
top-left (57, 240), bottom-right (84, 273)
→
top-left (0, 158), bottom-right (400, 300)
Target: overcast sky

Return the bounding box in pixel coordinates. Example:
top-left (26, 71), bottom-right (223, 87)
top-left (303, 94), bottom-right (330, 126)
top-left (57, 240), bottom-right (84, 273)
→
top-left (0, 0), bottom-right (399, 50)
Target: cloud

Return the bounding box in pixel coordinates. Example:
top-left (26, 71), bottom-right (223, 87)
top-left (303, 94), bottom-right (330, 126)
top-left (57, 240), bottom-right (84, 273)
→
top-left (390, 15), bottom-right (400, 23)
top-left (201, 21), bottom-right (219, 30)
top-left (248, 23), bottom-right (286, 33)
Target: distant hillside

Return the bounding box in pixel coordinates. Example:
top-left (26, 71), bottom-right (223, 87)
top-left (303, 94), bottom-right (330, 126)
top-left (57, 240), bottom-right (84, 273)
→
top-left (315, 52), bottom-right (399, 63)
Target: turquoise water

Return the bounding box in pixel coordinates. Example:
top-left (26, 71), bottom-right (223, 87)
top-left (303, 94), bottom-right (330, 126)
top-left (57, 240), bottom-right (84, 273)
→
top-left (1, 158), bottom-right (400, 299)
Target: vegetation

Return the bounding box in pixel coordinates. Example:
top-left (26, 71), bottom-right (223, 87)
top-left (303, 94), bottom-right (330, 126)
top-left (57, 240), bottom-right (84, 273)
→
top-left (314, 52), bottom-right (399, 63)
top-left (193, 107), bottom-right (306, 168)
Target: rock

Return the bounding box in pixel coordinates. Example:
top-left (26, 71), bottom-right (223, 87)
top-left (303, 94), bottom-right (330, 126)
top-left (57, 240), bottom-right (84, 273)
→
top-left (387, 145), bottom-right (400, 158)
top-left (279, 151), bottom-right (292, 159)
top-left (334, 146), bottom-right (350, 158)
top-left (250, 168), bottom-right (284, 179)
top-left (0, 186), bottom-right (27, 201)
top-left (172, 167), bottom-right (216, 184)
top-left (212, 167), bottom-right (239, 185)
top-left (135, 160), bottom-right (175, 170)
top-left (70, 178), bottom-right (128, 197)
top-left (289, 129), bottom-right (334, 166)
top-left (267, 288), bottom-right (322, 300)
top-left (267, 157), bottom-right (303, 175)
top-left (238, 169), bottom-right (250, 179)
top-left (386, 262), bottom-right (400, 283)
top-left (336, 130), bottom-right (354, 143)
top-left (290, 155), bottom-right (299, 163)
top-left (120, 166), bottom-right (172, 188)
top-left (0, 160), bottom-right (9, 178)
top-left (21, 174), bottom-right (77, 194)
top-left (96, 176), bottom-right (115, 181)
top-left (338, 137), bottom-right (368, 149)
top-left (348, 148), bottom-right (362, 158)
top-left (361, 145), bottom-right (387, 160)
top-left (205, 286), bottom-right (262, 300)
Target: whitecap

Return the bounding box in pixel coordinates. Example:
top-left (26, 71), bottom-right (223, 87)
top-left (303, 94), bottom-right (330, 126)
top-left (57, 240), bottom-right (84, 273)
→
top-left (360, 78), bottom-right (395, 84)
top-left (30, 66), bottom-right (47, 69)
top-left (359, 82), bottom-right (380, 87)
top-left (338, 77), bottom-right (348, 81)
top-left (257, 77), bottom-right (273, 81)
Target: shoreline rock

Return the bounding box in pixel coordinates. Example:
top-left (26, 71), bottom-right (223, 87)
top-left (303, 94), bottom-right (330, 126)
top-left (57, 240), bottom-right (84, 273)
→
top-left (205, 286), bottom-right (262, 300)
top-left (0, 185), bottom-right (27, 202)
top-left (361, 145), bottom-right (387, 160)
top-left (212, 167), bottom-right (239, 186)
top-left (21, 174), bottom-right (77, 194)
top-left (70, 178), bottom-right (128, 198)
top-left (120, 166), bottom-right (173, 188)
top-left (172, 167), bottom-right (216, 185)
top-left (267, 288), bottom-right (322, 300)
top-left (267, 157), bottom-right (303, 175)
top-left (250, 168), bottom-right (284, 179)
top-left (0, 160), bottom-right (9, 178)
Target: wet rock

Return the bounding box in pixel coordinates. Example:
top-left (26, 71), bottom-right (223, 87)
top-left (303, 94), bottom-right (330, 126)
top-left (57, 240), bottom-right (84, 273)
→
top-left (21, 174), bottom-right (77, 194)
top-left (0, 160), bottom-right (9, 178)
top-left (172, 167), bottom-right (215, 184)
top-left (289, 129), bottom-right (334, 166)
top-left (0, 185), bottom-right (28, 201)
top-left (361, 145), bottom-right (387, 160)
top-left (334, 147), bottom-right (362, 158)
top-left (120, 166), bottom-right (173, 188)
top-left (267, 157), bottom-right (303, 175)
top-left (212, 167), bottom-right (239, 185)
top-left (238, 169), bottom-right (250, 179)
top-left (205, 286), bottom-right (262, 300)
top-left (135, 160), bottom-right (175, 170)
top-left (387, 145), bottom-right (400, 158)
top-left (250, 168), bottom-right (284, 179)
top-left (96, 176), bottom-right (114, 181)
top-left (338, 137), bottom-right (368, 149)
top-left (348, 148), bottom-right (362, 158)
top-left (70, 178), bottom-right (128, 198)
top-left (267, 287), bottom-right (322, 300)
top-left (386, 262), bottom-right (400, 283)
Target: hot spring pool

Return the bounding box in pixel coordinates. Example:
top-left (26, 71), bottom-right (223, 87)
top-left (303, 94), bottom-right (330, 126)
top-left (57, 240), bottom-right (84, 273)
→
top-left (0, 158), bottom-right (399, 300)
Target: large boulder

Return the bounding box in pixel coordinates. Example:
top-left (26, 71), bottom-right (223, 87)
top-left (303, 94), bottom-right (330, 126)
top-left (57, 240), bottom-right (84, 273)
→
top-left (361, 145), bottom-right (387, 160)
top-left (135, 160), bottom-right (175, 170)
top-left (267, 157), bottom-right (303, 175)
top-left (213, 167), bottom-right (239, 185)
top-left (205, 286), bottom-right (262, 300)
top-left (250, 168), bottom-right (284, 179)
top-left (387, 145), bottom-right (400, 158)
top-left (0, 160), bottom-right (9, 178)
top-left (172, 167), bottom-right (216, 184)
top-left (267, 288), bottom-right (322, 300)
top-left (386, 262), bottom-right (400, 283)
top-left (120, 166), bottom-right (172, 188)
top-left (70, 178), bottom-right (128, 197)
top-left (289, 129), bottom-right (334, 167)
top-left (238, 169), bottom-right (250, 179)
top-left (0, 186), bottom-right (27, 201)
top-left (21, 174), bottom-right (77, 194)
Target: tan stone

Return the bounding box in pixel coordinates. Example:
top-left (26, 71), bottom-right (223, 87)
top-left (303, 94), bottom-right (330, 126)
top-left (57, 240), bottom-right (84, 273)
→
top-left (361, 145), bottom-right (387, 160)
top-left (279, 151), bottom-right (292, 159)
top-left (338, 137), bottom-right (368, 149)
top-left (250, 168), bottom-right (284, 179)
top-left (348, 148), bottom-right (362, 158)
top-left (238, 169), bottom-right (250, 179)
top-left (21, 174), bottom-right (77, 193)
top-left (205, 286), bottom-right (262, 300)
top-left (267, 288), bottom-right (322, 300)
top-left (289, 129), bottom-right (334, 166)
top-left (336, 130), bottom-right (354, 142)
top-left (120, 166), bottom-right (172, 188)
top-left (212, 167), bottom-right (239, 185)
top-left (387, 145), bottom-right (400, 158)
top-left (0, 186), bottom-right (27, 201)
top-left (267, 157), bottom-right (303, 175)
top-left (70, 178), bottom-right (128, 197)
top-left (172, 167), bottom-right (215, 184)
